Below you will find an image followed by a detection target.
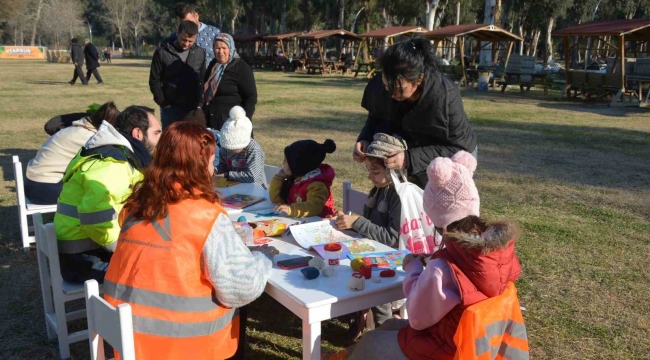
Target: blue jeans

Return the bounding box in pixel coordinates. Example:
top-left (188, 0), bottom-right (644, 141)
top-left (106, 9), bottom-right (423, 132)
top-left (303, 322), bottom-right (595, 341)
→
top-left (160, 106), bottom-right (193, 129)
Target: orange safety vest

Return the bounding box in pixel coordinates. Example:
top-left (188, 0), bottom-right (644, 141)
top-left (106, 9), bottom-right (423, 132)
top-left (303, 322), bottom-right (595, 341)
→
top-left (453, 282), bottom-right (529, 360)
top-left (104, 198), bottom-right (239, 360)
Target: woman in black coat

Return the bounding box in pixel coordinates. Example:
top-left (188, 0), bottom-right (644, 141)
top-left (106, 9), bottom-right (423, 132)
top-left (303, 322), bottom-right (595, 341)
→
top-left (353, 38), bottom-right (477, 189)
top-left (203, 33), bottom-right (257, 131)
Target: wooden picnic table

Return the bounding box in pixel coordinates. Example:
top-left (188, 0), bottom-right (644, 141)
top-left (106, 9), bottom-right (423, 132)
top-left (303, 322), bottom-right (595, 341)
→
top-left (499, 72), bottom-right (549, 95)
top-left (354, 62), bottom-right (376, 78)
top-left (628, 75), bottom-right (650, 108)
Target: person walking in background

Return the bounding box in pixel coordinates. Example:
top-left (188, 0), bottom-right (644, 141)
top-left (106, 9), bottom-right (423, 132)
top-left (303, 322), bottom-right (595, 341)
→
top-left (103, 48), bottom-right (112, 63)
top-left (150, 20), bottom-right (206, 128)
top-left (174, 2), bottom-right (220, 67)
top-left (69, 38), bottom-right (87, 86)
top-left (84, 38), bottom-right (104, 84)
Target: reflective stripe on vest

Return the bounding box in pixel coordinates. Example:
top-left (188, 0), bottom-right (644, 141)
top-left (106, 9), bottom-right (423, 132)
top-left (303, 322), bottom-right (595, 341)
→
top-left (104, 280), bottom-right (220, 312)
top-left (57, 237), bottom-right (101, 254)
top-left (57, 202), bottom-right (116, 225)
top-left (475, 320), bottom-right (529, 359)
top-left (131, 308), bottom-right (238, 338)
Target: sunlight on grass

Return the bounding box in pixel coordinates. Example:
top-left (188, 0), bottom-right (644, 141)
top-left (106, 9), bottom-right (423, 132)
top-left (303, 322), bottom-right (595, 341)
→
top-left (0, 59), bottom-right (648, 359)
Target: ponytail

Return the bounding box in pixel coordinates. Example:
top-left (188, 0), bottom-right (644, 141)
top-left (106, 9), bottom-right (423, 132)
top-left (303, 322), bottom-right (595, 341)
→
top-left (380, 37), bottom-right (440, 97)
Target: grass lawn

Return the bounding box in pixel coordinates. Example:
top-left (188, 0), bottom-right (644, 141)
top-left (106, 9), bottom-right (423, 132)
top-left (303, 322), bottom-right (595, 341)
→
top-left (0, 59), bottom-right (649, 359)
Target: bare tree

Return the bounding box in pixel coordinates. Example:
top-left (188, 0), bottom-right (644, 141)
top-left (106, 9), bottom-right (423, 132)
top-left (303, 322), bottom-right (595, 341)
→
top-left (29, 0), bottom-right (47, 45)
top-left (128, 0), bottom-right (151, 55)
top-left (40, 0), bottom-right (85, 48)
top-left (102, 0), bottom-right (130, 54)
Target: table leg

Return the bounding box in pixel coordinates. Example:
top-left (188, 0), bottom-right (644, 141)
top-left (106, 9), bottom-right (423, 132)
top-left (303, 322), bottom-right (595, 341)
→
top-left (302, 320), bottom-right (321, 360)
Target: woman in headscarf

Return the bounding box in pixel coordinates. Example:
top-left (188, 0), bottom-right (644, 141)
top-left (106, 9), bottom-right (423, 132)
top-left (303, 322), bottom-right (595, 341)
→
top-left (203, 33), bottom-right (258, 131)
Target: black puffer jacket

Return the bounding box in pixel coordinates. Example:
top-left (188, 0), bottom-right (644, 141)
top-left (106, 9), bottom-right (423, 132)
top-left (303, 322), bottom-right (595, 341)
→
top-left (149, 39), bottom-right (206, 108)
top-left (203, 58), bottom-right (257, 130)
top-left (358, 72), bottom-right (477, 189)
top-left (71, 43), bottom-right (84, 65)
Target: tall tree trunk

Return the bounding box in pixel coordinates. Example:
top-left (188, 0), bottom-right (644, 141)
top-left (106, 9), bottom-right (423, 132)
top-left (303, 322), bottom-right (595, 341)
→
top-left (451, 1), bottom-right (460, 61)
top-left (480, 0), bottom-right (496, 66)
top-left (281, 0), bottom-right (287, 33)
top-left (426, 0), bottom-right (439, 31)
top-left (545, 16), bottom-right (554, 64)
top-left (30, 0), bottom-right (45, 46)
top-left (518, 21), bottom-right (524, 55)
top-left (338, 0), bottom-right (345, 52)
top-left (433, 0), bottom-right (448, 29)
top-left (117, 27), bottom-right (125, 54)
top-left (363, 1), bottom-right (371, 61)
top-left (231, 7), bottom-right (238, 34)
top-left (531, 28), bottom-right (541, 58)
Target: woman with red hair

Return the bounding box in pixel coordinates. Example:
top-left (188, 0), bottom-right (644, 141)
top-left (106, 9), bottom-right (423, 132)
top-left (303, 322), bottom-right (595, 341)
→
top-left (103, 122), bottom-right (278, 360)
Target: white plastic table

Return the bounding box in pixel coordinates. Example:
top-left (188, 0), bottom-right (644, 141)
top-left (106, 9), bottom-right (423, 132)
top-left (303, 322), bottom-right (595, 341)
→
top-left (217, 183), bottom-right (276, 214)
top-left (230, 211), bottom-right (407, 360)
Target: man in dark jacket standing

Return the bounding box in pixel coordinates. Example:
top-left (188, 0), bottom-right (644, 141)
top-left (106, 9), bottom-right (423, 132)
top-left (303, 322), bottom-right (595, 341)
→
top-left (69, 38), bottom-right (88, 86)
top-left (149, 20), bottom-right (206, 129)
top-left (84, 38), bottom-right (104, 84)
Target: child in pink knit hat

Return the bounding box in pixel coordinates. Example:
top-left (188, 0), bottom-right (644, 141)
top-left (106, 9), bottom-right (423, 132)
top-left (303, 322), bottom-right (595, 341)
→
top-left (324, 151), bottom-right (523, 360)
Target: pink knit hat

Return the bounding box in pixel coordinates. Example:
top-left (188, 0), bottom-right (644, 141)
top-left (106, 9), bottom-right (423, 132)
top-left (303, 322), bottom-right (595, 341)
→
top-left (424, 151), bottom-right (480, 229)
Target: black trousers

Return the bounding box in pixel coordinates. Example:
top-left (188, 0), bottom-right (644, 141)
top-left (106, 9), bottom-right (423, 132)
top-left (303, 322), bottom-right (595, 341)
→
top-left (71, 65), bottom-right (88, 84)
top-left (226, 305), bottom-right (247, 360)
top-left (86, 68), bottom-right (103, 83)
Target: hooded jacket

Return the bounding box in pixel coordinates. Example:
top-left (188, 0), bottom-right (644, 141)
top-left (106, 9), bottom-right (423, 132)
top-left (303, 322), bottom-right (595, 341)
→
top-left (358, 73), bottom-right (477, 189)
top-left (398, 221), bottom-right (521, 360)
top-left (54, 121), bottom-right (150, 254)
top-left (149, 38), bottom-right (206, 108)
top-left (28, 117), bottom-right (97, 184)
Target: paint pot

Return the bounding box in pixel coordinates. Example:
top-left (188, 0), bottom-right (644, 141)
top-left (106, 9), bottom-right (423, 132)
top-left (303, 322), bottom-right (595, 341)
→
top-left (323, 243), bottom-right (342, 267)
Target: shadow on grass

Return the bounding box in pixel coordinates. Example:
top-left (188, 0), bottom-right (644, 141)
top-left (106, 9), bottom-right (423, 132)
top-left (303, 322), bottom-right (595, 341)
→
top-left (536, 101), bottom-right (649, 118)
top-left (256, 74), bottom-right (369, 89)
top-left (1, 151), bottom-right (38, 182)
top-left (103, 62), bottom-right (151, 68)
top-left (259, 106), bottom-right (650, 191)
top-left (25, 81), bottom-right (70, 85)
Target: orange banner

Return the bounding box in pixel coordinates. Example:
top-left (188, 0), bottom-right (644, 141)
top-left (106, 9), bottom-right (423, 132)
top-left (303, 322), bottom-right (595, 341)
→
top-left (0, 46), bottom-right (46, 59)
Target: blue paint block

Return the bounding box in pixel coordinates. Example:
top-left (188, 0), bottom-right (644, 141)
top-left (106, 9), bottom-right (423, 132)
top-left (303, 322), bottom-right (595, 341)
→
top-left (301, 267), bottom-right (320, 280)
top-left (237, 216), bottom-right (247, 222)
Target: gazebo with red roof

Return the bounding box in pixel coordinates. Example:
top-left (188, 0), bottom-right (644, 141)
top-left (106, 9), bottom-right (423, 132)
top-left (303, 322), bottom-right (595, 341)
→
top-left (552, 18), bottom-right (650, 105)
top-left (422, 24), bottom-right (523, 87)
top-left (296, 30), bottom-right (361, 75)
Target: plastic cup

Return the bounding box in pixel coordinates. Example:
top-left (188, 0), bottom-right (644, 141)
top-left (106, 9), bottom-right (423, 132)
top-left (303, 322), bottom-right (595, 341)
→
top-left (323, 243), bottom-right (342, 266)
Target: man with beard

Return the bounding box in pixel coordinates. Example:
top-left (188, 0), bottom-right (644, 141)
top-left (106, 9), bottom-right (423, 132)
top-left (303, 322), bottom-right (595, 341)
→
top-left (54, 106), bottom-right (162, 284)
top-left (149, 20), bottom-right (206, 128)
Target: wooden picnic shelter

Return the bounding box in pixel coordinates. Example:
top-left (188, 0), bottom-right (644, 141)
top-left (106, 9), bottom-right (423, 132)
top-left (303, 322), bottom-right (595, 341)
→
top-left (233, 33), bottom-right (269, 68)
top-left (422, 24), bottom-right (523, 88)
top-left (355, 26), bottom-right (427, 77)
top-left (262, 32), bottom-right (301, 70)
top-left (552, 18), bottom-right (650, 107)
top-left (296, 29), bottom-right (361, 75)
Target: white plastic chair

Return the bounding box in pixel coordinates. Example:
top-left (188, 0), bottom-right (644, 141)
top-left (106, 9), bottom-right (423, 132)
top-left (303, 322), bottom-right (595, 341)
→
top-left (264, 164), bottom-right (281, 184)
top-left (34, 213), bottom-right (98, 359)
top-left (85, 280), bottom-right (136, 360)
top-left (342, 180), bottom-right (367, 215)
top-left (342, 181), bottom-right (408, 319)
top-left (13, 155), bottom-right (57, 250)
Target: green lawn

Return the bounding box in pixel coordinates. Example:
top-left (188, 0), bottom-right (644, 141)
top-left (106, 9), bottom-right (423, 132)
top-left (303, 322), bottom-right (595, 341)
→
top-left (0, 59), bottom-right (649, 359)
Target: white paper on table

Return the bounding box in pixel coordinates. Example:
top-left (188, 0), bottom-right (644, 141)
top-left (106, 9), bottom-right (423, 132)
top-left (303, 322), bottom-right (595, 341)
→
top-left (290, 220), bottom-right (361, 249)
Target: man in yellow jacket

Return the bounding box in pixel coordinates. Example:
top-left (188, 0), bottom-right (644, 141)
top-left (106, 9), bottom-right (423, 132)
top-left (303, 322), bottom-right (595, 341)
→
top-left (54, 106), bottom-right (162, 284)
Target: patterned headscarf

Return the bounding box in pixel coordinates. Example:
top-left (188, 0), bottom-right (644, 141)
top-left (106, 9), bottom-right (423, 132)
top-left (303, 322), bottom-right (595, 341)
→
top-left (204, 33), bottom-right (240, 106)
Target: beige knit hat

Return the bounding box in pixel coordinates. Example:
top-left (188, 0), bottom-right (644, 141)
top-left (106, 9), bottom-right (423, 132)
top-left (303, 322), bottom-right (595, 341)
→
top-left (365, 133), bottom-right (408, 159)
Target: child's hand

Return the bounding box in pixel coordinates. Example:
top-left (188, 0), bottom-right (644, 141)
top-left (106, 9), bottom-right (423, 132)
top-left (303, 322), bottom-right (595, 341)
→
top-left (335, 214), bottom-right (359, 230)
top-left (403, 254), bottom-right (425, 269)
top-left (274, 204), bottom-right (291, 216)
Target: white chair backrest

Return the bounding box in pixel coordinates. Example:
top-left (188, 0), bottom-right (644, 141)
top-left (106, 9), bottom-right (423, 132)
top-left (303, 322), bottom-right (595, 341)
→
top-left (12, 155), bottom-right (27, 207)
top-left (33, 213), bottom-right (63, 280)
top-left (342, 181), bottom-right (367, 215)
top-left (85, 280), bottom-right (136, 360)
top-left (264, 164), bottom-right (281, 184)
